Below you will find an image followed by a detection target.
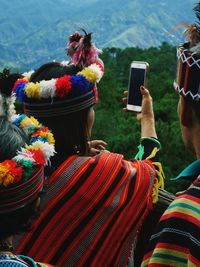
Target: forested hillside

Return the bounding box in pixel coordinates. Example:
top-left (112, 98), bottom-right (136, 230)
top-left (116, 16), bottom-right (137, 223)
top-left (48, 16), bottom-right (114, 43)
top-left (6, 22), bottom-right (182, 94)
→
top-left (0, 0), bottom-right (196, 69)
top-left (92, 43), bottom-right (194, 192)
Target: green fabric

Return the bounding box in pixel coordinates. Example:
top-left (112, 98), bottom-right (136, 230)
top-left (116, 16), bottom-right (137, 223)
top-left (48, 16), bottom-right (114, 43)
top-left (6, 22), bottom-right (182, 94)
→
top-left (135, 137), bottom-right (161, 160)
top-left (135, 144), bottom-right (145, 160)
top-left (172, 159), bottom-right (200, 181)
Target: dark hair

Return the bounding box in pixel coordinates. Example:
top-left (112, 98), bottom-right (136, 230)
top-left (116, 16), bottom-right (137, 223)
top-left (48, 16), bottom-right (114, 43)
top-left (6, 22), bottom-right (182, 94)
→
top-left (30, 62), bottom-right (80, 82)
top-left (0, 199), bottom-right (39, 239)
top-left (0, 117), bottom-right (29, 161)
top-left (0, 69), bottom-right (22, 97)
top-left (30, 62), bottom-right (90, 161)
top-left (0, 69), bottom-right (29, 161)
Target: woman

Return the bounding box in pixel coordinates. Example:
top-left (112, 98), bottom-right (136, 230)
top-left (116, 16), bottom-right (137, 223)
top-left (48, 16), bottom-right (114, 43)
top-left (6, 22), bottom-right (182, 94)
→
top-left (12, 32), bottom-right (164, 267)
top-left (0, 69), bottom-right (55, 267)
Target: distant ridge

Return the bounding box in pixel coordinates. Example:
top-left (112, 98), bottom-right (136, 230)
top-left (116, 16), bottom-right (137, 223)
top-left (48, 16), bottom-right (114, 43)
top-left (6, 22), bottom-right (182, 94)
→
top-left (0, 0), bottom-right (196, 69)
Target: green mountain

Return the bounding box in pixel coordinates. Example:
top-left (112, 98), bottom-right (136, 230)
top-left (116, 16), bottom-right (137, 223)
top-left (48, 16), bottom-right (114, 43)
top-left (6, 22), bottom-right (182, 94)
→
top-left (0, 0), bottom-right (197, 69)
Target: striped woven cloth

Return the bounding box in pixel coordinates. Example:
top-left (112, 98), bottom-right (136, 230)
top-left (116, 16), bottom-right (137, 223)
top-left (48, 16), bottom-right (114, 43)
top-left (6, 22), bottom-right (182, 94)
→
top-left (15, 151), bottom-right (156, 267)
top-left (142, 178), bottom-right (200, 267)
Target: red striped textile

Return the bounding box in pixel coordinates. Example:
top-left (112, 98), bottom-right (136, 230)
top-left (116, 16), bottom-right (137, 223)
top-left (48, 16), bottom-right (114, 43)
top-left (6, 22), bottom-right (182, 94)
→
top-left (15, 151), bottom-right (156, 267)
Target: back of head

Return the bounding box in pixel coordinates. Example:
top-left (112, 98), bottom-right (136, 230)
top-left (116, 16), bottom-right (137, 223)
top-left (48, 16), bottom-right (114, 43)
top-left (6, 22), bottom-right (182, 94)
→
top-left (13, 45), bottom-right (104, 157)
top-left (0, 69), bottom-right (55, 240)
top-left (0, 69), bottom-right (28, 161)
top-left (174, 2), bottom-right (200, 121)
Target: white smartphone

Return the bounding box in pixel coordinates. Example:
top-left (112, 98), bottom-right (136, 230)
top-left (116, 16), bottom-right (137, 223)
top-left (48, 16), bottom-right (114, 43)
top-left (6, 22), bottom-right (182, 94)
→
top-left (127, 61), bottom-right (149, 112)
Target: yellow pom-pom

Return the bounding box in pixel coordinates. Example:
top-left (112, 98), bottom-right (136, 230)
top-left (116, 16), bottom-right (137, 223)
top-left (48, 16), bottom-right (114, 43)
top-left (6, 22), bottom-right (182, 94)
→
top-left (30, 116), bottom-right (40, 128)
top-left (25, 82), bottom-right (40, 99)
top-left (78, 68), bottom-right (99, 83)
top-left (45, 132), bottom-right (55, 145)
top-left (0, 165), bottom-right (14, 187)
top-left (39, 131), bottom-right (55, 145)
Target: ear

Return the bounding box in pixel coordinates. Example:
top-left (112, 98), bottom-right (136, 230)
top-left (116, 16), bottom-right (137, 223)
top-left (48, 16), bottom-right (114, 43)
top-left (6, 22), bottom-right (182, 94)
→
top-left (179, 96), bottom-right (193, 127)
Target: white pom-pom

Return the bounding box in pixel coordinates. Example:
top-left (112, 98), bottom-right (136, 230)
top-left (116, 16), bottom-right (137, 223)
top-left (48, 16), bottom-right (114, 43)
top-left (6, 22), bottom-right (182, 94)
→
top-left (60, 60), bottom-right (70, 66)
top-left (14, 148), bottom-right (36, 163)
top-left (89, 63), bottom-right (104, 82)
top-left (40, 79), bottom-right (56, 99)
top-left (23, 70), bottom-right (34, 79)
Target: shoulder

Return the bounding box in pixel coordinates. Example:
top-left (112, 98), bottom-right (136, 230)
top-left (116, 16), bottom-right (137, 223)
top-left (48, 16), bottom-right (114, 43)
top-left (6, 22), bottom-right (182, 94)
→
top-left (160, 187), bottom-right (200, 226)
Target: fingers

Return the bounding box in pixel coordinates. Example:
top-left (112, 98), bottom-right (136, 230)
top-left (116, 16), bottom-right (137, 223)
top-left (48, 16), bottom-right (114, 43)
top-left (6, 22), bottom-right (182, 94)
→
top-left (122, 91), bottom-right (128, 103)
top-left (136, 113), bottom-right (142, 121)
top-left (140, 86), bottom-right (152, 100)
top-left (89, 140), bottom-right (107, 149)
top-left (89, 148), bottom-right (101, 155)
top-left (123, 90), bottom-right (128, 96)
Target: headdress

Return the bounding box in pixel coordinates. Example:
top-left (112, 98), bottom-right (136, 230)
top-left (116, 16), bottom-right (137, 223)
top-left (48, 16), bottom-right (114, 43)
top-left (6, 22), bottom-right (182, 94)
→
top-left (67, 29), bottom-right (102, 69)
top-left (12, 61), bottom-right (104, 118)
top-left (0, 114), bottom-right (55, 213)
top-left (174, 2), bottom-right (200, 101)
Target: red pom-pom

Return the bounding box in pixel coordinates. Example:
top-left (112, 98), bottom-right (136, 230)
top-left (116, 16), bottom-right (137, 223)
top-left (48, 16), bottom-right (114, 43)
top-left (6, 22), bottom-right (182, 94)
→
top-left (2, 160), bottom-right (23, 183)
top-left (31, 127), bottom-right (49, 138)
top-left (55, 75), bottom-right (72, 97)
top-left (30, 149), bottom-right (46, 165)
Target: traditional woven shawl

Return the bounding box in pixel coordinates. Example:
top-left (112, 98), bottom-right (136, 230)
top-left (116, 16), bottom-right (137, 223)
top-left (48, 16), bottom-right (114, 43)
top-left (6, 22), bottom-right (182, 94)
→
top-left (15, 151), bottom-right (156, 267)
top-left (142, 178), bottom-right (200, 266)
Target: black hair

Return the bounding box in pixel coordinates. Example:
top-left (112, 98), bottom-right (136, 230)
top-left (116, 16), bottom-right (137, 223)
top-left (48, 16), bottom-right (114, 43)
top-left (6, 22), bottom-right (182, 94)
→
top-left (0, 199), bottom-right (40, 240)
top-left (30, 62), bottom-right (90, 164)
top-left (30, 62), bottom-right (80, 82)
top-left (0, 69), bottom-right (22, 97)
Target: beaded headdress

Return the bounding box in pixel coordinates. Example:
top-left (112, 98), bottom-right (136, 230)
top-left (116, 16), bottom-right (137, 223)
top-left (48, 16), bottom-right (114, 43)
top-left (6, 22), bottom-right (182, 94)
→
top-left (0, 70), bottom-right (55, 214)
top-left (174, 3), bottom-right (200, 101)
top-left (13, 61), bottom-right (104, 118)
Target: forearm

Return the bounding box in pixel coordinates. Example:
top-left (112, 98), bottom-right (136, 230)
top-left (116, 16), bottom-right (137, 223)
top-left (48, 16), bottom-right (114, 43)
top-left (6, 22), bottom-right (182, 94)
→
top-left (140, 117), bottom-right (157, 139)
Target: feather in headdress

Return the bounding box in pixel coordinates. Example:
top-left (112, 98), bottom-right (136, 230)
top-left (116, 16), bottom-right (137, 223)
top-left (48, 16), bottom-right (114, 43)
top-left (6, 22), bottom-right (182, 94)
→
top-left (67, 29), bottom-right (102, 69)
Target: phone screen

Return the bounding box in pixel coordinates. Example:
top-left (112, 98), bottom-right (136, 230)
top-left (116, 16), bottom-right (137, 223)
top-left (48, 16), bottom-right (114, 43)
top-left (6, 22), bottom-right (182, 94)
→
top-left (128, 67), bottom-right (146, 107)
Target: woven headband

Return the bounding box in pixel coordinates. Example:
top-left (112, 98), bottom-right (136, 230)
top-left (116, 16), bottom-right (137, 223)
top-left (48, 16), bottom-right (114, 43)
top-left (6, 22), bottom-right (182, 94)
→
top-left (13, 62), bottom-right (104, 116)
top-left (0, 166), bottom-right (43, 214)
top-left (24, 91), bottom-right (95, 117)
top-left (174, 43), bottom-right (200, 101)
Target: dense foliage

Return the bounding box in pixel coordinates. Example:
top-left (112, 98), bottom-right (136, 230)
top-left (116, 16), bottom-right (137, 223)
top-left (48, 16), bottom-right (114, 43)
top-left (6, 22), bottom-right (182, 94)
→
top-left (92, 43), bottom-right (194, 193)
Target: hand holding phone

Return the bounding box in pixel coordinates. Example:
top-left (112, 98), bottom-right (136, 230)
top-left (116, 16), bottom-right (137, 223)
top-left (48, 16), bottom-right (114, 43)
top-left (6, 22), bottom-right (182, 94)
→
top-left (127, 61), bottom-right (149, 112)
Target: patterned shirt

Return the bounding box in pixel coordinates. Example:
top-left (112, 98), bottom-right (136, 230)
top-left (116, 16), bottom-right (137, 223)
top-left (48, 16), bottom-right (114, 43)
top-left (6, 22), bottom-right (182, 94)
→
top-left (0, 253), bottom-right (53, 267)
top-left (142, 177), bottom-right (200, 266)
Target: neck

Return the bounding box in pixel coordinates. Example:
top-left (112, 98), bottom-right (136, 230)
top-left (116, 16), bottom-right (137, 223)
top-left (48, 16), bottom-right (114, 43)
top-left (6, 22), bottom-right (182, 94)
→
top-left (191, 125), bottom-right (200, 159)
top-left (0, 236), bottom-right (13, 254)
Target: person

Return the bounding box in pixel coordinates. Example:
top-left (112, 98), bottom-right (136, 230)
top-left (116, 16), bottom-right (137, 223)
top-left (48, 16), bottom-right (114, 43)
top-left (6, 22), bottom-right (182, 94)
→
top-left (12, 32), bottom-right (164, 267)
top-left (0, 69), bottom-right (55, 267)
top-left (141, 3), bottom-right (200, 266)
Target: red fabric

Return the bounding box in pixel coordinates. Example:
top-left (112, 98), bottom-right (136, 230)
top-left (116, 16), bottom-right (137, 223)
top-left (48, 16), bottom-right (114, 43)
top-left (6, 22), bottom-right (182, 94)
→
top-left (15, 152), bottom-right (155, 267)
